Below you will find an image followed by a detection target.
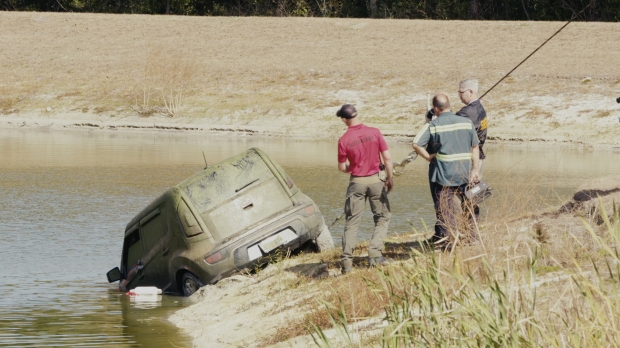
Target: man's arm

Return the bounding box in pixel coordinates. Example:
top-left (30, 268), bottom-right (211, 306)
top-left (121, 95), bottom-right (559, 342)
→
top-left (338, 162), bottom-right (349, 174)
top-left (458, 104), bottom-right (487, 159)
top-left (380, 150), bottom-right (394, 193)
top-left (470, 146), bottom-right (480, 183)
top-left (412, 143), bottom-right (435, 162)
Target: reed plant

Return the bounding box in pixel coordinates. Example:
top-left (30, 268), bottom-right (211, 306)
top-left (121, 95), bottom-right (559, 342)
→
top-left (310, 200), bottom-right (620, 347)
top-left (130, 49), bottom-right (197, 118)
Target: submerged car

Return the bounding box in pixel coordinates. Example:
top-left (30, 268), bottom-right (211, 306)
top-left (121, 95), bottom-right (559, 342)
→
top-left (107, 148), bottom-right (333, 296)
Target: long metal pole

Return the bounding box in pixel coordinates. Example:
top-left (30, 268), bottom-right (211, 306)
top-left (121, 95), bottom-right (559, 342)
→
top-left (479, 5), bottom-right (590, 100)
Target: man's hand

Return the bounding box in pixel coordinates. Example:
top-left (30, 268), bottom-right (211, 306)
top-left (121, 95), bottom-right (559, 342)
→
top-left (413, 144), bottom-right (434, 163)
top-left (469, 169), bottom-right (480, 184)
top-left (385, 177), bottom-right (394, 194)
top-left (380, 150), bottom-right (394, 194)
top-left (425, 109), bottom-right (434, 123)
top-left (470, 146), bottom-right (480, 183)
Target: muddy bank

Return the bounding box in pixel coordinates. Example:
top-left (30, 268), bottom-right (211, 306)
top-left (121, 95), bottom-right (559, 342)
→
top-left (1, 111), bottom-right (619, 148)
top-left (169, 176), bottom-right (620, 347)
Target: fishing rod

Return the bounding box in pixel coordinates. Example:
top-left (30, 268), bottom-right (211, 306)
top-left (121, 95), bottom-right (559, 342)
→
top-left (393, 6), bottom-right (590, 176)
top-left (480, 4), bottom-right (590, 99)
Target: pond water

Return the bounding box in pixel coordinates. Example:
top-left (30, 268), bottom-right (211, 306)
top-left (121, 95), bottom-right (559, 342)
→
top-left (0, 128), bottom-right (618, 347)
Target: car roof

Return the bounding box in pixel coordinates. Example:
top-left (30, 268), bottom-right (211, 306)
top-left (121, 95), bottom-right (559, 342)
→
top-left (124, 148), bottom-right (268, 232)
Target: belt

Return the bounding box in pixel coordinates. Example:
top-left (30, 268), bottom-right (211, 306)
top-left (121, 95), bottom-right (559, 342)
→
top-left (350, 172), bottom-right (379, 178)
top-left (350, 173), bottom-right (381, 184)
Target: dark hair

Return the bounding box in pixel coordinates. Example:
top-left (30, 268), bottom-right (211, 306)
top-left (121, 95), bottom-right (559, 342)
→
top-left (616, 97), bottom-right (620, 104)
top-left (336, 104), bottom-right (357, 119)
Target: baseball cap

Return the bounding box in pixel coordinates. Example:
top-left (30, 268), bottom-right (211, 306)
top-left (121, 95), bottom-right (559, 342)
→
top-left (336, 104), bottom-right (357, 119)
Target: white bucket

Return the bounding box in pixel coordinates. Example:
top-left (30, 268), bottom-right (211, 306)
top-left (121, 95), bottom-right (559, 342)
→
top-left (129, 286), bottom-right (162, 296)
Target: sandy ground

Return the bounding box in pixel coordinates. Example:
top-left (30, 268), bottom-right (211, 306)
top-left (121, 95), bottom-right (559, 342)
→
top-left (1, 12), bottom-right (620, 146)
top-left (168, 263), bottom-right (338, 347)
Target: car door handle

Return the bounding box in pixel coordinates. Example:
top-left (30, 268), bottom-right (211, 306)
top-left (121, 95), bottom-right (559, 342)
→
top-left (162, 248), bottom-right (169, 256)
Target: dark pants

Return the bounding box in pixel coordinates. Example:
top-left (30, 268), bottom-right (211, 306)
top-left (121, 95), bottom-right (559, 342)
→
top-left (430, 181), bottom-right (477, 241)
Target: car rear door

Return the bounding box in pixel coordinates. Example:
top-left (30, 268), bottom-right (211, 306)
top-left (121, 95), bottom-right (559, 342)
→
top-left (121, 226), bottom-right (145, 289)
top-left (138, 208), bottom-right (173, 291)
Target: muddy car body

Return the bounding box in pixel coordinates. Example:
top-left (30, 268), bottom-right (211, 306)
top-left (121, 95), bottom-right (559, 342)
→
top-left (107, 148), bottom-right (332, 295)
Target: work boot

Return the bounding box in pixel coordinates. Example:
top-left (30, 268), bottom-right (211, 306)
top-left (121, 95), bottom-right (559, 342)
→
top-left (341, 259), bottom-right (353, 275)
top-left (368, 256), bottom-right (394, 267)
top-left (429, 234), bottom-right (450, 251)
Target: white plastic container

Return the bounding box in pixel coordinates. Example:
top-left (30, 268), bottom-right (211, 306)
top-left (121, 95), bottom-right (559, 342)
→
top-left (129, 286), bottom-right (162, 296)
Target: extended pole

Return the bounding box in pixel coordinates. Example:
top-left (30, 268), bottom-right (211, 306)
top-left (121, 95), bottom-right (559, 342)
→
top-left (480, 5), bottom-right (590, 100)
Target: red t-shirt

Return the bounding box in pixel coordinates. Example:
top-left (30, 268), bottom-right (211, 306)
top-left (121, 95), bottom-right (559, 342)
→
top-left (338, 124), bottom-right (388, 177)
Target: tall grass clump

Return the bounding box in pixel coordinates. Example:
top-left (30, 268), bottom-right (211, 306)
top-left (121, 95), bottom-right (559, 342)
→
top-left (312, 200), bottom-right (620, 347)
top-left (131, 49), bottom-right (197, 118)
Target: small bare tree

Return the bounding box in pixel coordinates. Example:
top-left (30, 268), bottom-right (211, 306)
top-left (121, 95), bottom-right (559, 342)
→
top-left (132, 48), bottom-right (197, 118)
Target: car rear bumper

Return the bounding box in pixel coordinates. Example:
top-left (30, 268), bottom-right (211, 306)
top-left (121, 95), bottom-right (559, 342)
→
top-left (200, 205), bottom-right (323, 281)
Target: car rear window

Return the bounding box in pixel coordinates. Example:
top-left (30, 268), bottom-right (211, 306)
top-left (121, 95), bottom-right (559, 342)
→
top-left (181, 150), bottom-right (292, 240)
top-left (178, 199), bottom-right (204, 237)
top-left (140, 210), bottom-right (165, 252)
top-left (123, 229), bottom-right (143, 273)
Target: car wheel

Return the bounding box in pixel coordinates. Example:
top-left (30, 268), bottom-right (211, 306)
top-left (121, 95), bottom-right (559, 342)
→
top-left (314, 223), bottom-right (335, 252)
top-left (181, 272), bottom-right (204, 297)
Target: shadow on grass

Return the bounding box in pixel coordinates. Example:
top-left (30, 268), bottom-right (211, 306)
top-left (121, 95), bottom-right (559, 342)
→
top-left (285, 238), bottom-right (438, 278)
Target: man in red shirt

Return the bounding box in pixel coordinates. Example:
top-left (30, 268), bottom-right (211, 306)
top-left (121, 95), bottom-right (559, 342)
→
top-left (337, 104), bottom-right (394, 274)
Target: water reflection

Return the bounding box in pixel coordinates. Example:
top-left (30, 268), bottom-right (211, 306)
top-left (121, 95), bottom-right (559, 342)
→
top-left (0, 283), bottom-right (191, 347)
top-left (0, 128), bottom-right (618, 346)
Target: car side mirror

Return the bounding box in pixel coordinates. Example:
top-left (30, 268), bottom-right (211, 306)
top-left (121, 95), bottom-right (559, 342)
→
top-left (107, 267), bottom-right (122, 283)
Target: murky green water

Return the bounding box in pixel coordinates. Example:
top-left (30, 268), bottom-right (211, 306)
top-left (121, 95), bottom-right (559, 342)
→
top-left (0, 128), bottom-right (618, 347)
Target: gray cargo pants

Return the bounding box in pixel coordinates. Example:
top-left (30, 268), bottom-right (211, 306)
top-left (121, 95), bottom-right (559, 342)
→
top-left (341, 175), bottom-right (391, 265)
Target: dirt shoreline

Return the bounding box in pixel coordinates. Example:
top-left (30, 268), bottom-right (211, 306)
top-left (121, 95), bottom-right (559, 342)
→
top-left (168, 176), bottom-right (620, 348)
top-left (2, 111), bottom-right (619, 149)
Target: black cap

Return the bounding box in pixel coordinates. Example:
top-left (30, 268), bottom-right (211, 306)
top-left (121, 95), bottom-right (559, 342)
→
top-left (336, 104), bottom-right (357, 119)
top-left (616, 97), bottom-right (620, 104)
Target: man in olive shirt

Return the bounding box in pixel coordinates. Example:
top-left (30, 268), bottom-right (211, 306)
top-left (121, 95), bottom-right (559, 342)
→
top-left (413, 94), bottom-right (480, 246)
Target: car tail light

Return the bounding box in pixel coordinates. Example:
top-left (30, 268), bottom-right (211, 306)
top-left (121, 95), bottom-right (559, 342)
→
top-left (303, 204), bottom-right (316, 217)
top-left (205, 252), bottom-right (223, 264)
top-left (285, 176), bottom-right (294, 189)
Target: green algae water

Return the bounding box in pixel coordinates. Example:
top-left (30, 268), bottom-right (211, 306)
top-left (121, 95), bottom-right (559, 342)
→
top-left (0, 128), bottom-right (618, 347)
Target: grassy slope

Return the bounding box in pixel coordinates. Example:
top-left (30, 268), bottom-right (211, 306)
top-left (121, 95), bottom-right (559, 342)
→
top-left (170, 177), bottom-right (620, 347)
top-left (1, 12), bottom-right (619, 145)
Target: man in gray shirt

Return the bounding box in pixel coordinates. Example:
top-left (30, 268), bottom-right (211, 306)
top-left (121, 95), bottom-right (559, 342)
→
top-left (456, 79), bottom-right (487, 175)
top-left (456, 79), bottom-right (487, 220)
top-left (413, 94), bottom-right (480, 248)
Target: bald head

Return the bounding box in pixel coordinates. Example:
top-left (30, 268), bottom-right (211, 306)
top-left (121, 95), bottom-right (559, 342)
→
top-left (432, 94), bottom-right (451, 113)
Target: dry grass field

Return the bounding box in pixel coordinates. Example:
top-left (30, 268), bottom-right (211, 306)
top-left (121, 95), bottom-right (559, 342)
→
top-left (1, 12), bottom-right (619, 145)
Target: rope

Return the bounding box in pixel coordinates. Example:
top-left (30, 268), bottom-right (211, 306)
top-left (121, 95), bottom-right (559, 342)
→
top-left (393, 151), bottom-right (419, 176)
top-left (327, 213), bottom-right (345, 229)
